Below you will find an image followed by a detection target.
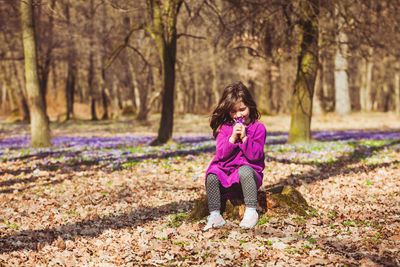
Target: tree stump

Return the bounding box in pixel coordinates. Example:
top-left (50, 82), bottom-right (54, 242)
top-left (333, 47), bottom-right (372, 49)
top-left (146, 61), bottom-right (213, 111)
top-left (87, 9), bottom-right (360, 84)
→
top-left (188, 185), bottom-right (313, 221)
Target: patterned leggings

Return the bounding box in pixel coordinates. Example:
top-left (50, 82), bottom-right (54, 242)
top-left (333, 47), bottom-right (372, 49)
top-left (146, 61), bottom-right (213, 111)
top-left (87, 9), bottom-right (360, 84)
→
top-left (206, 165), bottom-right (258, 212)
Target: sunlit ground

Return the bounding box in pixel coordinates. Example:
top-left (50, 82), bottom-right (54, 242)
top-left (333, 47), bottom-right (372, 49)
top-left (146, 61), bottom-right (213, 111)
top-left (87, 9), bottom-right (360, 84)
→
top-left (0, 112), bottom-right (399, 265)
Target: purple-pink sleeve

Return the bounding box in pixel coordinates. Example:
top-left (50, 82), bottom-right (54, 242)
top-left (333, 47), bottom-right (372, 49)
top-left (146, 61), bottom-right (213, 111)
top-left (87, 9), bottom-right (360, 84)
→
top-left (215, 126), bottom-right (239, 161)
top-left (239, 124), bottom-right (266, 162)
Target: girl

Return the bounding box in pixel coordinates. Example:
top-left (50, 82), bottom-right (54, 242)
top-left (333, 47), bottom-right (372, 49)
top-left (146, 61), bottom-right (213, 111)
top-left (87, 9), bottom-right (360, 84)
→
top-left (204, 81), bottom-right (266, 231)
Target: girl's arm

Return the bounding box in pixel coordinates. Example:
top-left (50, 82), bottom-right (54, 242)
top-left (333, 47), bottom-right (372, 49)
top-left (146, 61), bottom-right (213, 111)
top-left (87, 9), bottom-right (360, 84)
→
top-left (239, 123), bottom-right (266, 162)
top-left (215, 126), bottom-right (239, 161)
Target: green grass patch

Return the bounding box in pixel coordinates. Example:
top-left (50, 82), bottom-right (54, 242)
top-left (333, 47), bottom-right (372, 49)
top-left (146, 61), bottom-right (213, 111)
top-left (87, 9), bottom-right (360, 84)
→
top-left (168, 213), bottom-right (187, 227)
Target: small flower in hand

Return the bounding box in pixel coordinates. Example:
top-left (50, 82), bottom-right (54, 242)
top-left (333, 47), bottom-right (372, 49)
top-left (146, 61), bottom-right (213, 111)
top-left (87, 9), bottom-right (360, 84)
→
top-left (235, 118), bottom-right (245, 124)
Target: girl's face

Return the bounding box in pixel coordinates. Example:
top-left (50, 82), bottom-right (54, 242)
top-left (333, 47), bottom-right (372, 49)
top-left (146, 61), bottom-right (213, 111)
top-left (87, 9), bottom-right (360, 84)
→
top-left (229, 101), bottom-right (250, 124)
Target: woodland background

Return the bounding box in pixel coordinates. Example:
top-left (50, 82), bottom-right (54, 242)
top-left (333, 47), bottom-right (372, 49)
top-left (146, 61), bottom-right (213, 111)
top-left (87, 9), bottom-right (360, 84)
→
top-left (1, 0), bottom-right (400, 130)
top-left (1, 1), bottom-right (400, 265)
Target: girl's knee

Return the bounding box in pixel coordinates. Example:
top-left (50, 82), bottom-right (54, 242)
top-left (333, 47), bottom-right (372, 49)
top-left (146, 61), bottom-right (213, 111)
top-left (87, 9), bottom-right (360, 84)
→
top-left (239, 166), bottom-right (257, 184)
top-left (238, 165), bottom-right (254, 177)
top-left (206, 173), bottom-right (219, 186)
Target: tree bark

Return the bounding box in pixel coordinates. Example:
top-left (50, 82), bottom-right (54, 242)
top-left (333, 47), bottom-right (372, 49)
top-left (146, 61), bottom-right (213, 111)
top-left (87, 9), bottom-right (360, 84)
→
top-left (334, 4), bottom-right (351, 116)
top-left (65, 57), bottom-right (76, 120)
top-left (36, 0), bottom-right (56, 117)
top-left (395, 63), bottom-right (400, 115)
top-left (100, 75), bottom-right (109, 120)
top-left (359, 49), bottom-right (374, 111)
top-left (312, 65), bottom-right (323, 115)
top-left (313, 20), bottom-right (324, 116)
top-left (65, 0), bottom-right (76, 120)
top-left (20, 0), bottom-right (51, 147)
top-left (288, 0), bottom-right (319, 144)
top-left (148, 0), bottom-right (183, 146)
top-left (88, 0), bottom-right (97, 121)
top-left (0, 63), bottom-right (19, 121)
top-left (207, 40), bottom-right (220, 107)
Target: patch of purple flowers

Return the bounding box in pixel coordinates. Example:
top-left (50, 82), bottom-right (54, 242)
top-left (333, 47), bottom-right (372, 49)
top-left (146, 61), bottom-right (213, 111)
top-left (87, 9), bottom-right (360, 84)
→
top-left (0, 130), bottom-right (398, 170)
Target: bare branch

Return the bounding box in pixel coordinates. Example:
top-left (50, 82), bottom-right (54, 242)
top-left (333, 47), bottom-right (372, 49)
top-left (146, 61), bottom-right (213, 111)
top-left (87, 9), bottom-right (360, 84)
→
top-left (233, 46), bottom-right (266, 59)
top-left (177, 33), bottom-right (206, 40)
top-left (105, 24), bottom-right (144, 70)
top-left (126, 45), bottom-right (150, 67)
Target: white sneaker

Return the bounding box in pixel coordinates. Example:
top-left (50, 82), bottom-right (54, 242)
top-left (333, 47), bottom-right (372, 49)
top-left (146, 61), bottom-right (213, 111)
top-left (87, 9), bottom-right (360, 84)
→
top-left (239, 208), bottom-right (259, 228)
top-left (203, 212), bottom-right (226, 231)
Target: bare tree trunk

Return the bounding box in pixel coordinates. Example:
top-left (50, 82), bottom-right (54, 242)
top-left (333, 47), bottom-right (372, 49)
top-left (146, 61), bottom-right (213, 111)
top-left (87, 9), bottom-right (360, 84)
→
top-left (14, 58), bottom-right (30, 122)
top-left (149, 0), bottom-right (183, 146)
top-left (207, 40), bottom-right (220, 107)
top-left (382, 82), bottom-right (390, 112)
top-left (110, 78), bottom-right (120, 119)
top-left (65, 0), bottom-right (76, 120)
top-left (100, 75), bottom-right (109, 120)
top-left (259, 23), bottom-right (275, 115)
top-left (2, 26), bottom-right (30, 121)
top-left (129, 64), bottom-right (142, 117)
top-left (395, 63), bottom-right (400, 115)
top-left (100, 2), bottom-right (109, 120)
top-left (0, 63), bottom-right (19, 121)
top-left (36, 0), bottom-right (56, 117)
top-left (313, 65), bottom-right (323, 115)
top-left (288, 0), bottom-right (319, 144)
top-left (65, 57), bottom-right (76, 120)
top-left (127, 54), bottom-right (149, 121)
top-left (313, 22), bottom-right (324, 115)
top-left (88, 0), bottom-right (97, 121)
top-left (20, 0), bottom-right (50, 147)
top-left (359, 49), bottom-right (374, 111)
top-left (334, 4), bottom-right (350, 116)
top-left (175, 62), bottom-right (184, 114)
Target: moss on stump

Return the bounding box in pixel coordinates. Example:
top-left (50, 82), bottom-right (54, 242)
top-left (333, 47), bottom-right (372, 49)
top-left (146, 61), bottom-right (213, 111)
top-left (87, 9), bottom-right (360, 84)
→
top-left (188, 185), bottom-right (313, 221)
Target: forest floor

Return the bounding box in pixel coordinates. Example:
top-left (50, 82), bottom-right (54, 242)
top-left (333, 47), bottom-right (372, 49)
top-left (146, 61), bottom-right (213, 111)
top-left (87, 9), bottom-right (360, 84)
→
top-left (0, 112), bottom-right (399, 266)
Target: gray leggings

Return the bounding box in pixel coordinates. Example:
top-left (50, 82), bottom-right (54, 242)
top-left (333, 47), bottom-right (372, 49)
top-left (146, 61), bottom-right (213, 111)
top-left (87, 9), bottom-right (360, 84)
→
top-left (206, 165), bottom-right (258, 212)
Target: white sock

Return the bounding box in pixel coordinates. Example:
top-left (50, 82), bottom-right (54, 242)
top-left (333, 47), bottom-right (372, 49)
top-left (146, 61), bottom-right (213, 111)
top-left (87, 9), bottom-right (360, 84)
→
top-left (244, 207), bottom-right (257, 215)
top-left (210, 210), bottom-right (220, 216)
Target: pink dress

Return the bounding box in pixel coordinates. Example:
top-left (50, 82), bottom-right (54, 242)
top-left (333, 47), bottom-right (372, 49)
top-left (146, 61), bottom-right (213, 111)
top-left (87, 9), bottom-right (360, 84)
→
top-left (205, 121), bottom-right (266, 191)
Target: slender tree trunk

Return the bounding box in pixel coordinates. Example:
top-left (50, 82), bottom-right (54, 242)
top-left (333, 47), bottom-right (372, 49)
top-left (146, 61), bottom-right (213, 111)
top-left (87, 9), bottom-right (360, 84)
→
top-left (359, 49), bottom-right (374, 111)
top-left (128, 63), bottom-right (142, 118)
top-left (100, 2), bottom-right (109, 120)
top-left (149, 0), bottom-right (183, 146)
top-left (65, 58), bottom-right (76, 120)
top-left (110, 78), bottom-right (120, 119)
top-left (313, 65), bottom-right (323, 115)
top-left (37, 0), bottom-right (56, 117)
top-left (88, 0), bottom-right (97, 121)
top-left (88, 50), bottom-right (97, 121)
top-left (154, 44), bottom-right (176, 144)
top-left (14, 59), bottom-right (30, 122)
top-left (101, 73), bottom-right (109, 120)
top-left (127, 51), bottom-right (150, 121)
top-left (288, 0), bottom-right (319, 144)
top-left (395, 63), bottom-right (400, 115)
top-left (259, 24), bottom-right (275, 115)
top-left (3, 25), bottom-right (30, 121)
top-left (334, 4), bottom-right (350, 116)
top-left (20, 0), bottom-right (50, 147)
top-left (65, 0), bottom-right (76, 120)
top-left (207, 40), bottom-right (219, 107)
top-left (321, 53), bottom-right (332, 112)
top-left (0, 63), bottom-right (19, 121)
top-left (313, 21), bottom-right (324, 115)
top-left (382, 83), bottom-right (390, 112)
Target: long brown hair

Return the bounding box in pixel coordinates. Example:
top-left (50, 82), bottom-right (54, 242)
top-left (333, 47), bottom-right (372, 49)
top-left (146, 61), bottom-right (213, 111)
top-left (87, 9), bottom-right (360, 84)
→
top-left (210, 81), bottom-right (260, 137)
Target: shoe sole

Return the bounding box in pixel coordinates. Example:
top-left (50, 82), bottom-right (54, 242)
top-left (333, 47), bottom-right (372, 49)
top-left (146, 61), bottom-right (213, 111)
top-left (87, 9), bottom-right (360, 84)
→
top-left (203, 220), bottom-right (226, 231)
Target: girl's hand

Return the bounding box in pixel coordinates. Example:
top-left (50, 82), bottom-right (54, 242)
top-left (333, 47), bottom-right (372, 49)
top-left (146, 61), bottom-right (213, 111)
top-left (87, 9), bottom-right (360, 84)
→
top-left (240, 125), bottom-right (247, 142)
top-left (229, 123), bottom-right (243, 143)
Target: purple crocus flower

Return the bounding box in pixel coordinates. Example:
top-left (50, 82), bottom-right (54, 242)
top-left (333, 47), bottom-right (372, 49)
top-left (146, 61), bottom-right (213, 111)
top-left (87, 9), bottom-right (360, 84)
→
top-left (235, 118), bottom-right (245, 124)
